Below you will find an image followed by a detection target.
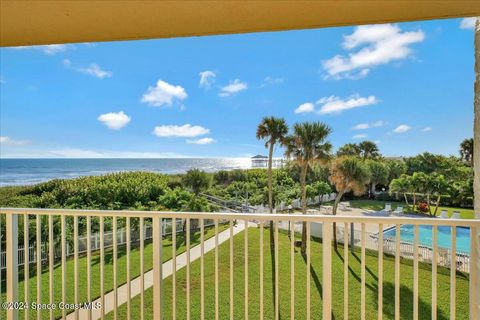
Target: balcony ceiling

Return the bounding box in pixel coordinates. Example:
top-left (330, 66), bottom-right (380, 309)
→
top-left (1, 0), bottom-right (479, 47)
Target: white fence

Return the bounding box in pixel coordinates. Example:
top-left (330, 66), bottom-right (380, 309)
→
top-left (0, 218), bottom-right (219, 269)
top-left (277, 221), bottom-right (471, 273)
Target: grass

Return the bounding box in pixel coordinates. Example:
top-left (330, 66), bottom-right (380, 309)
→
top-left (106, 228), bottom-right (470, 320)
top-left (345, 199), bottom-right (475, 219)
top-left (0, 222), bottom-right (228, 320)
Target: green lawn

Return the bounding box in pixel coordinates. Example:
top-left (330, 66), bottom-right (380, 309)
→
top-left (341, 199), bottom-right (475, 219)
top-left (106, 228), bottom-right (470, 320)
top-left (0, 223), bottom-right (228, 320)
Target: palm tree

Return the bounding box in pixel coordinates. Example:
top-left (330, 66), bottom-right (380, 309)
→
top-left (358, 140), bottom-right (380, 159)
top-left (336, 143), bottom-right (361, 157)
top-left (366, 159), bottom-right (389, 196)
top-left (459, 138), bottom-right (473, 165)
top-left (256, 116), bottom-right (289, 244)
top-left (430, 174), bottom-right (449, 216)
top-left (284, 122), bottom-right (332, 255)
top-left (389, 174), bottom-right (412, 210)
top-left (329, 157), bottom-right (371, 246)
top-left (182, 169), bottom-right (210, 196)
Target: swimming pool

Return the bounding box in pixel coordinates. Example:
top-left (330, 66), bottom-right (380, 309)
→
top-left (383, 225), bottom-right (471, 254)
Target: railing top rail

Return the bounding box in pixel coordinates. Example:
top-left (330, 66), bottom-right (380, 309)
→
top-left (1, 207), bottom-right (479, 227)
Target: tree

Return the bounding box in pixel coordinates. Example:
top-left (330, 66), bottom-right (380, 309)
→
top-left (256, 116), bottom-right (289, 247)
top-left (410, 172), bottom-right (429, 211)
top-left (182, 169), bottom-right (210, 196)
top-left (256, 116), bottom-right (289, 213)
top-left (306, 181), bottom-right (332, 207)
top-left (336, 143), bottom-right (361, 157)
top-left (358, 141), bottom-right (381, 159)
top-left (430, 174), bottom-right (449, 216)
top-left (385, 159), bottom-right (407, 182)
top-left (284, 122), bottom-right (332, 255)
top-left (459, 138), bottom-right (473, 165)
top-left (389, 174), bottom-right (412, 210)
top-left (329, 157), bottom-right (371, 246)
top-left (366, 160), bottom-right (389, 196)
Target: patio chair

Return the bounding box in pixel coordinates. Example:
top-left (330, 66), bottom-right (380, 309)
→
top-left (439, 210), bottom-right (448, 219)
top-left (452, 211), bottom-right (461, 219)
top-left (383, 203), bottom-right (392, 213)
top-left (392, 206), bottom-right (403, 216)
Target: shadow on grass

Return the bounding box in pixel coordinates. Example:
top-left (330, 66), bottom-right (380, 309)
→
top-left (301, 245), bottom-right (336, 320)
top-left (374, 282), bottom-right (449, 320)
top-left (270, 230), bottom-right (280, 320)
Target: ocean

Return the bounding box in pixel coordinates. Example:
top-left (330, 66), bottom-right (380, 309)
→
top-left (0, 158), bottom-right (252, 186)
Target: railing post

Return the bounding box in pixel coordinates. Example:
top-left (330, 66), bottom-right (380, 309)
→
top-left (153, 216), bottom-right (163, 320)
top-left (6, 213), bottom-right (19, 320)
top-left (350, 222), bottom-right (354, 253)
top-left (471, 226), bottom-right (479, 320)
top-left (322, 221), bottom-right (332, 320)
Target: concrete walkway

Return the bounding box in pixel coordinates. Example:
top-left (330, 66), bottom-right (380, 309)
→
top-left (69, 221), bottom-right (247, 320)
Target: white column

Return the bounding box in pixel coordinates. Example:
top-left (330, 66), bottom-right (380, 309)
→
top-left (472, 16), bottom-right (480, 320)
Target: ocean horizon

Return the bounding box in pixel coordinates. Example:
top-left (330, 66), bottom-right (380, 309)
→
top-left (0, 158), bottom-right (254, 186)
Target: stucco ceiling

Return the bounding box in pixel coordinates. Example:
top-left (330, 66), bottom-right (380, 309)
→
top-left (1, 1), bottom-right (479, 47)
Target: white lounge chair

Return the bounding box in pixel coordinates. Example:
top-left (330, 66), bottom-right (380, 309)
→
top-left (452, 211), bottom-right (461, 219)
top-left (440, 210), bottom-right (448, 219)
top-left (392, 206), bottom-right (403, 216)
top-left (383, 203), bottom-right (392, 213)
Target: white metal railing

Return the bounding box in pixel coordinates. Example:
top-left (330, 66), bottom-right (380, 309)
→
top-left (0, 208), bottom-right (479, 320)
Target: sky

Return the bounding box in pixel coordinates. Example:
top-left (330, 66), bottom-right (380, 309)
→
top-left (0, 17), bottom-right (476, 158)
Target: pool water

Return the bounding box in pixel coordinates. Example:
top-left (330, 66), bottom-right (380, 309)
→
top-left (383, 225), bottom-right (471, 254)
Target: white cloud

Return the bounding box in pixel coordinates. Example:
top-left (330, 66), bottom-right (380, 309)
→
top-left (460, 17), bottom-right (476, 30)
top-left (294, 102), bottom-right (315, 114)
top-left (294, 94), bottom-right (378, 115)
top-left (152, 124), bottom-right (209, 138)
top-left (97, 111), bottom-right (131, 130)
top-left (322, 24), bottom-right (425, 79)
top-left (219, 79), bottom-right (248, 97)
top-left (353, 134), bottom-right (368, 139)
top-left (317, 94), bottom-right (378, 115)
top-left (0, 136), bottom-right (29, 145)
top-left (262, 76), bottom-right (284, 86)
top-left (80, 64), bottom-right (112, 78)
top-left (12, 44), bottom-right (69, 55)
top-left (186, 137), bottom-right (216, 145)
top-left (352, 120), bottom-right (386, 130)
top-left (63, 59), bottom-right (112, 79)
top-left (141, 80), bottom-right (187, 107)
top-left (393, 124), bottom-right (411, 133)
top-left (352, 123), bottom-right (370, 130)
top-left (421, 127), bottom-right (432, 132)
top-left (199, 70), bottom-right (216, 88)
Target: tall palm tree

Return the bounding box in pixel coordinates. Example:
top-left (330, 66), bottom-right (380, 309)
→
top-left (329, 156), bottom-right (371, 246)
top-left (459, 138), bottom-right (473, 165)
top-left (256, 116), bottom-right (289, 244)
top-left (358, 140), bottom-right (380, 159)
top-left (284, 122), bottom-right (332, 255)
